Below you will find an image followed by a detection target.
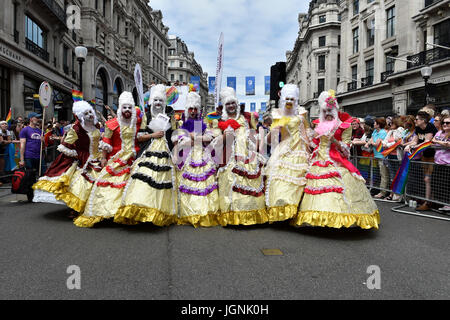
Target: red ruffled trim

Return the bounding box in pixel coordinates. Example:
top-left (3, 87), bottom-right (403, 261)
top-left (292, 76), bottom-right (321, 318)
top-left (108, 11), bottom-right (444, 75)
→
top-left (82, 173), bottom-right (95, 184)
top-left (114, 158), bottom-right (134, 167)
top-left (232, 164), bottom-right (263, 179)
top-left (232, 186), bottom-right (265, 197)
top-left (312, 161), bottom-right (334, 167)
top-left (96, 181), bottom-right (127, 189)
top-left (306, 171), bottom-right (341, 180)
top-left (106, 165), bottom-right (131, 177)
top-left (305, 186), bottom-right (344, 195)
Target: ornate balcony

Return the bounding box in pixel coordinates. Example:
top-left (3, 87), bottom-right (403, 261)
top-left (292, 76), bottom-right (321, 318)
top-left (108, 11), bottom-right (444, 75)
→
top-left (39, 0), bottom-right (66, 26)
top-left (347, 82), bottom-right (357, 92)
top-left (381, 70), bottom-right (394, 82)
top-left (361, 76), bottom-right (374, 87)
top-left (407, 47), bottom-right (450, 69)
top-left (425, 0), bottom-right (444, 8)
top-left (25, 38), bottom-right (49, 62)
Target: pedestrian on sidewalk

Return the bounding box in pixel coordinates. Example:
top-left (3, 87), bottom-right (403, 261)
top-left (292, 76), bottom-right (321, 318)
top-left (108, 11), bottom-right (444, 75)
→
top-left (19, 113), bottom-right (46, 175)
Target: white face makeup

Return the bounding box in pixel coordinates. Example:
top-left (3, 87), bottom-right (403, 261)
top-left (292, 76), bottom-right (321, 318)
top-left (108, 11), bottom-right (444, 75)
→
top-left (225, 101), bottom-right (237, 116)
top-left (83, 109), bottom-right (95, 123)
top-left (285, 96), bottom-right (296, 109)
top-left (121, 104), bottom-right (133, 119)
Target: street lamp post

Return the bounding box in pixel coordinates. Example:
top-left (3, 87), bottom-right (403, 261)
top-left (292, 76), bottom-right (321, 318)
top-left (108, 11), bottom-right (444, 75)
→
top-left (421, 65), bottom-right (433, 106)
top-left (75, 46), bottom-right (88, 93)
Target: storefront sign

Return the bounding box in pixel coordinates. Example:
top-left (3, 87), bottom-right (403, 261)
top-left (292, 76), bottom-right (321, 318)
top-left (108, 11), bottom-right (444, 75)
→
top-left (0, 40), bottom-right (23, 64)
top-left (429, 77), bottom-right (450, 84)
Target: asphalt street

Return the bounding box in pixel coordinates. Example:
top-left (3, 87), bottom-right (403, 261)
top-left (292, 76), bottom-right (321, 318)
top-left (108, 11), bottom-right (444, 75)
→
top-left (0, 193), bottom-right (449, 300)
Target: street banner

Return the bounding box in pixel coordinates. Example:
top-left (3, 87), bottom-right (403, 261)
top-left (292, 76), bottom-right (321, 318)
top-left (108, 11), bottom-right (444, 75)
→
top-left (215, 32), bottom-right (224, 108)
top-left (134, 64), bottom-right (144, 111)
top-left (190, 76), bottom-right (201, 93)
top-left (261, 102), bottom-right (267, 112)
top-left (227, 77), bottom-right (236, 91)
top-left (250, 103), bottom-right (256, 112)
top-left (265, 76), bottom-right (271, 95)
top-left (208, 77), bottom-right (216, 94)
top-left (246, 76), bottom-right (255, 96)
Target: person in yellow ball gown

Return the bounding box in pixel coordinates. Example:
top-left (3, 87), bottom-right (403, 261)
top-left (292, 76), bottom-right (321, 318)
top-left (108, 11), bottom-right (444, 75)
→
top-left (74, 92), bottom-right (145, 227)
top-left (33, 101), bottom-right (102, 215)
top-left (216, 87), bottom-right (268, 226)
top-left (264, 84), bottom-right (310, 222)
top-left (114, 85), bottom-right (178, 226)
top-left (172, 91), bottom-right (221, 227)
top-left (291, 91), bottom-right (380, 229)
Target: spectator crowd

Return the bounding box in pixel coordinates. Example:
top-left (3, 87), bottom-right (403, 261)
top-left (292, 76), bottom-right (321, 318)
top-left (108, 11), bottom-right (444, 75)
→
top-left (1, 102), bottom-right (449, 211)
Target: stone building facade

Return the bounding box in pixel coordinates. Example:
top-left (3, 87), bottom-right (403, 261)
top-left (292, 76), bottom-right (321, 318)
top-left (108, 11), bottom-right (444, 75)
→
top-left (0, 0), bottom-right (81, 121)
top-left (286, 0), bottom-right (450, 118)
top-left (286, 0), bottom-right (341, 118)
top-left (167, 35), bottom-right (209, 112)
top-left (338, 0), bottom-right (450, 117)
top-left (79, 0), bottom-right (170, 115)
top-left (0, 0), bottom-right (170, 121)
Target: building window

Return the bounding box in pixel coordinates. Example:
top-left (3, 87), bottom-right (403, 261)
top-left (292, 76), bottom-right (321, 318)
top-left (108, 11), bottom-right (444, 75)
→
top-left (386, 55), bottom-right (395, 73)
top-left (319, 15), bottom-right (326, 23)
top-left (353, 28), bottom-right (359, 53)
top-left (365, 59), bottom-right (374, 86)
top-left (319, 36), bottom-right (326, 47)
top-left (180, 62), bottom-right (183, 68)
top-left (63, 46), bottom-right (69, 75)
top-left (386, 7), bottom-right (395, 38)
top-left (318, 55), bottom-right (326, 71)
top-left (318, 79), bottom-right (325, 93)
top-left (434, 19), bottom-right (450, 47)
top-left (338, 35), bottom-right (341, 47)
top-left (0, 66), bottom-right (11, 120)
top-left (352, 65), bottom-right (358, 84)
top-left (338, 13), bottom-right (341, 22)
top-left (25, 15), bottom-right (47, 49)
top-left (171, 74), bottom-right (174, 81)
top-left (367, 19), bottom-right (375, 47)
top-left (179, 74), bottom-right (183, 82)
top-left (353, 0), bottom-right (359, 15)
top-left (337, 54), bottom-right (340, 72)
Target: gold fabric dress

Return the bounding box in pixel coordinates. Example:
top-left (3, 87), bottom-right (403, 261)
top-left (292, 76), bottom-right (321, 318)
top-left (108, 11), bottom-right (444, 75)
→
top-left (217, 116), bottom-right (268, 226)
top-left (265, 115), bottom-right (309, 222)
top-left (58, 129), bottom-right (103, 213)
top-left (175, 131), bottom-right (221, 228)
top-left (292, 127), bottom-right (380, 229)
top-left (114, 137), bottom-right (178, 226)
top-left (74, 125), bottom-right (137, 227)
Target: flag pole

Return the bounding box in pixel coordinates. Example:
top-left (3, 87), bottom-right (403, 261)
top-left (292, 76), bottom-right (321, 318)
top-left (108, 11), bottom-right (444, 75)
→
top-left (39, 107), bottom-right (46, 177)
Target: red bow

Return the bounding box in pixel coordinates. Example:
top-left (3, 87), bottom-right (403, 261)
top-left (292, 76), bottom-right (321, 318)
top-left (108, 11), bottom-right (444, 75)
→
top-left (219, 119), bottom-right (241, 131)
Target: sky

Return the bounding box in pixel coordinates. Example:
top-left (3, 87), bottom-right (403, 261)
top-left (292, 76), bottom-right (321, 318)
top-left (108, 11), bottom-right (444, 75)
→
top-left (150, 0), bottom-right (310, 112)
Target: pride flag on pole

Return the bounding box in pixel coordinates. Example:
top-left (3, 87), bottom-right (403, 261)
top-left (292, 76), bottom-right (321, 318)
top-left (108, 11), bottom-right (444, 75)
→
top-left (72, 90), bottom-right (83, 102)
top-left (5, 108), bottom-right (12, 128)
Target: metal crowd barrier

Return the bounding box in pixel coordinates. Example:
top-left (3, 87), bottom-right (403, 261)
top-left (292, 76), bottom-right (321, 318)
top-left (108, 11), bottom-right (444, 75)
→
top-left (350, 154), bottom-right (450, 222)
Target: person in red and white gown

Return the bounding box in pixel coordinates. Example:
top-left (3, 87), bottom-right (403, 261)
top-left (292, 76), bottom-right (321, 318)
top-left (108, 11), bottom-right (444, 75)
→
top-left (291, 90), bottom-right (380, 229)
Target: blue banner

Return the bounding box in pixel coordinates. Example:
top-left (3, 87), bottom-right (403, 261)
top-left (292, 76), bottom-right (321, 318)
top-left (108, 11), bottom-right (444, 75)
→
top-left (246, 77), bottom-right (255, 96)
top-left (208, 77), bottom-right (216, 94)
top-left (261, 102), bottom-right (267, 112)
top-left (250, 103), bottom-right (256, 112)
top-left (190, 76), bottom-right (201, 93)
top-left (264, 76), bottom-right (270, 95)
top-left (227, 77), bottom-right (236, 91)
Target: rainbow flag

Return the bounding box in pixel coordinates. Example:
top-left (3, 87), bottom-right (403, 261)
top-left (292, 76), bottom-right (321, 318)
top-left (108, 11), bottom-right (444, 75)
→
top-left (376, 141), bottom-right (383, 153)
top-left (408, 141), bottom-right (432, 160)
top-left (72, 90), bottom-right (83, 102)
top-left (5, 108), bottom-right (12, 128)
top-left (88, 99), bottom-right (96, 107)
top-left (381, 140), bottom-right (402, 157)
top-left (206, 111), bottom-right (221, 121)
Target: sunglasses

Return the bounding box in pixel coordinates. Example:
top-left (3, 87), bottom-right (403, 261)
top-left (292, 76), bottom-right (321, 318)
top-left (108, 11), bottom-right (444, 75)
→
top-left (443, 122), bottom-right (450, 125)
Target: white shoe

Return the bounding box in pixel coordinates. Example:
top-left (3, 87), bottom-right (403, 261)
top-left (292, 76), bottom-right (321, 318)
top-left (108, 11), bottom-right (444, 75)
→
top-left (438, 206), bottom-right (450, 211)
